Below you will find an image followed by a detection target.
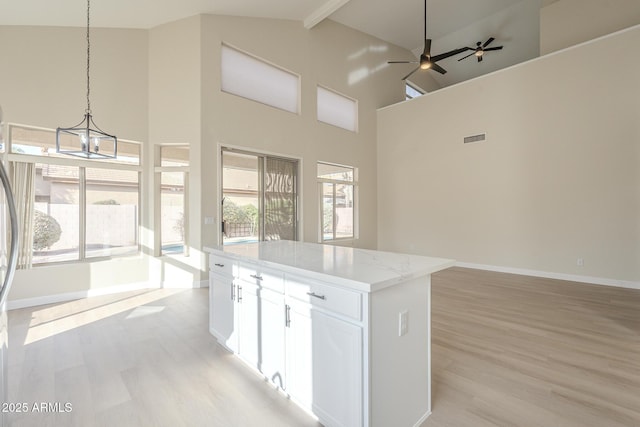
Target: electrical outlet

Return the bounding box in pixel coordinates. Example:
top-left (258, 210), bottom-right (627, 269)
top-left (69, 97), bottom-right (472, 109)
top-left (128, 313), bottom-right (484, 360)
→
top-left (577, 258), bottom-right (584, 267)
top-left (399, 310), bottom-right (409, 337)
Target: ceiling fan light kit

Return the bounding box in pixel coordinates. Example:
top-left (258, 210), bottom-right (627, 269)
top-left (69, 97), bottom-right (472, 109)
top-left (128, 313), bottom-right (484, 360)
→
top-left (458, 37), bottom-right (504, 63)
top-left (388, 1), bottom-right (505, 80)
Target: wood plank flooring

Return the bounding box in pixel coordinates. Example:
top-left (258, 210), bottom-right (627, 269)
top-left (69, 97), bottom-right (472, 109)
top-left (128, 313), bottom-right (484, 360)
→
top-left (6, 267), bottom-right (640, 426)
top-left (424, 267), bottom-right (640, 427)
top-left (7, 289), bottom-right (321, 427)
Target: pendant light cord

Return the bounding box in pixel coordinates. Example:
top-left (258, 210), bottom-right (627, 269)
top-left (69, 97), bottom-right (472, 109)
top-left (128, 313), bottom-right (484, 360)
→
top-left (86, 0), bottom-right (91, 115)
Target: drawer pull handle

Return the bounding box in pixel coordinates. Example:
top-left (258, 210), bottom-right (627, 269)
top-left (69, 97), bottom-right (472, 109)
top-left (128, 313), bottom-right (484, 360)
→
top-left (214, 263), bottom-right (225, 267)
top-left (285, 304), bottom-right (291, 327)
top-left (307, 292), bottom-right (326, 300)
top-left (250, 274), bottom-right (263, 281)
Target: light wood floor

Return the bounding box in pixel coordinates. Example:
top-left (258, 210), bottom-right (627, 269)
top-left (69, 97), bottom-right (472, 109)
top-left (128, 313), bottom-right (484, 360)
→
top-left (424, 267), bottom-right (640, 427)
top-left (7, 288), bottom-right (321, 427)
top-left (7, 268), bottom-right (640, 426)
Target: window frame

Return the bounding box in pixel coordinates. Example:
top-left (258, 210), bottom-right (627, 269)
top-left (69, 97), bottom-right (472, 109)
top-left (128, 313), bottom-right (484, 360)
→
top-left (405, 82), bottom-right (425, 100)
top-left (154, 144), bottom-right (190, 257)
top-left (4, 123), bottom-right (143, 266)
top-left (317, 161), bottom-right (358, 243)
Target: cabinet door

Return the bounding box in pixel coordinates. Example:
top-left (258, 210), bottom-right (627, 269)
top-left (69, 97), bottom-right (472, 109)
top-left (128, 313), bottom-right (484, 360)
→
top-left (258, 288), bottom-right (286, 390)
top-left (285, 301), bottom-right (313, 409)
top-left (210, 274), bottom-right (237, 352)
top-left (237, 281), bottom-right (260, 368)
top-left (311, 310), bottom-right (363, 427)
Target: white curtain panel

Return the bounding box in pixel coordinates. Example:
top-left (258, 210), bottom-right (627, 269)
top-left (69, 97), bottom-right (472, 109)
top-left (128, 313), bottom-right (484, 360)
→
top-left (9, 162), bottom-right (35, 269)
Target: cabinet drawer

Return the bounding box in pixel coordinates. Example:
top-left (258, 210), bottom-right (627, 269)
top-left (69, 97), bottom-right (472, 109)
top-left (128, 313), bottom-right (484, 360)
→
top-left (286, 275), bottom-right (362, 321)
top-left (238, 262), bottom-right (284, 293)
top-left (209, 255), bottom-right (234, 277)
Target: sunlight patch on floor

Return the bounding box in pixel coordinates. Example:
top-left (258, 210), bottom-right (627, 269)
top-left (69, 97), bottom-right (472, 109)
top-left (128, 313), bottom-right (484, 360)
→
top-left (24, 289), bottom-right (185, 345)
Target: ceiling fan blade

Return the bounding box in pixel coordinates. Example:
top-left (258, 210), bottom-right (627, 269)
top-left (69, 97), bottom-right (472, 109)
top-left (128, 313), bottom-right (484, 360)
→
top-left (478, 56), bottom-right (483, 63)
top-left (431, 47), bottom-right (471, 63)
top-left (483, 37), bottom-right (495, 48)
top-left (457, 51), bottom-right (476, 61)
top-left (401, 66), bottom-right (421, 81)
top-left (483, 46), bottom-right (503, 52)
top-left (388, 61), bottom-right (419, 64)
top-left (431, 62), bottom-right (447, 74)
top-left (423, 39), bottom-right (432, 56)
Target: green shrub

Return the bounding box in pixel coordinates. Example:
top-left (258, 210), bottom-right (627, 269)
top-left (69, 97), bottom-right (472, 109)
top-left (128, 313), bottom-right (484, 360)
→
top-left (33, 210), bottom-right (62, 250)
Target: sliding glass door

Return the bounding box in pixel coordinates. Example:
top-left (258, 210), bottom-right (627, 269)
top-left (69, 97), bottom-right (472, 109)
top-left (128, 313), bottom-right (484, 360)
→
top-left (221, 149), bottom-right (297, 245)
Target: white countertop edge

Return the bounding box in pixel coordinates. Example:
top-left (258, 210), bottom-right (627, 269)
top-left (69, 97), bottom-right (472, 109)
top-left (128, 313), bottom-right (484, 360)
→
top-left (204, 244), bottom-right (455, 293)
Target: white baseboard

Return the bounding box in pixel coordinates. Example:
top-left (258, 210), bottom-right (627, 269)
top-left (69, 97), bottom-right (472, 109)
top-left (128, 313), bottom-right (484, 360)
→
top-left (413, 411), bottom-right (431, 427)
top-left (455, 262), bottom-right (640, 290)
top-left (161, 279), bottom-right (209, 289)
top-left (7, 281), bottom-right (160, 311)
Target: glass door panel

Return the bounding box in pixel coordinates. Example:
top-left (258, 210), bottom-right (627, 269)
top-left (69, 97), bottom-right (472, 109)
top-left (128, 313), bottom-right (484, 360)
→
top-left (222, 149), bottom-right (298, 245)
top-left (222, 151), bottom-right (261, 245)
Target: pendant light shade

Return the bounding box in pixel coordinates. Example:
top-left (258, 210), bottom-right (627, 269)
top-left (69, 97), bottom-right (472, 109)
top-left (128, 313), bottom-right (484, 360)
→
top-left (56, 0), bottom-right (117, 159)
top-left (57, 112), bottom-right (117, 159)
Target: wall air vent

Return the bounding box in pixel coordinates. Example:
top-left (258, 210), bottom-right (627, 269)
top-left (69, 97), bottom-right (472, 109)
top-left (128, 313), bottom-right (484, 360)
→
top-left (464, 133), bottom-right (486, 144)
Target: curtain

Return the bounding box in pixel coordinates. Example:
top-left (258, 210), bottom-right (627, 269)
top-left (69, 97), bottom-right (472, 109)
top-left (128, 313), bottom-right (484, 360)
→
top-left (10, 162), bottom-right (35, 269)
top-left (264, 158), bottom-right (297, 241)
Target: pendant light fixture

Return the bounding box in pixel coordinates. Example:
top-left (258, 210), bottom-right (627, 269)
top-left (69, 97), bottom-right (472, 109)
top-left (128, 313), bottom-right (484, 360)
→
top-left (56, 0), bottom-right (117, 159)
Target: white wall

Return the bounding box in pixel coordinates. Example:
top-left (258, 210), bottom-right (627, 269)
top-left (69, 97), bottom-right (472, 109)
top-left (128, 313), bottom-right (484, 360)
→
top-left (377, 26), bottom-right (640, 285)
top-left (0, 26), bottom-right (150, 302)
top-left (541, 0), bottom-right (640, 54)
top-left (147, 16), bottom-right (205, 287)
top-left (0, 15), bottom-right (409, 303)
top-left (200, 16), bottom-right (409, 250)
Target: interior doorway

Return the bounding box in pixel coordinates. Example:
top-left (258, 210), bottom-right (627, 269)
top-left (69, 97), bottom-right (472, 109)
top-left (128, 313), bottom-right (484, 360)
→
top-left (221, 148), bottom-right (298, 245)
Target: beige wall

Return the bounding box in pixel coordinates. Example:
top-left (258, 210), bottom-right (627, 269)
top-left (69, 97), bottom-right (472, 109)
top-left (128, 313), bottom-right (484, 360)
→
top-left (0, 26), bottom-right (148, 141)
top-left (200, 15), bottom-right (408, 250)
top-left (377, 26), bottom-right (640, 284)
top-left (0, 15), bottom-right (408, 302)
top-left (541, 0), bottom-right (640, 54)
top-left (147, 16), bottom-right (205, 286)
top-left (0, 25), bottom-right (150, 301)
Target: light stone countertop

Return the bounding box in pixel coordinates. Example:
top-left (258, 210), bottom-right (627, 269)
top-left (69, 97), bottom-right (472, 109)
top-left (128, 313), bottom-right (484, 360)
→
top-left (204, 241), bottom-right (455, 293)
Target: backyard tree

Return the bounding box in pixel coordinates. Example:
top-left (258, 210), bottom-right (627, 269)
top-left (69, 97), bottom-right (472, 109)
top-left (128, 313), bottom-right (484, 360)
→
top-left (33, 210), bottom-right (62, 250)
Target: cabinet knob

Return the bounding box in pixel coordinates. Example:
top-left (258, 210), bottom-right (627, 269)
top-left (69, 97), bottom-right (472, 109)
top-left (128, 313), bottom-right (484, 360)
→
top-left (307, 292), bottom-right (326, 300)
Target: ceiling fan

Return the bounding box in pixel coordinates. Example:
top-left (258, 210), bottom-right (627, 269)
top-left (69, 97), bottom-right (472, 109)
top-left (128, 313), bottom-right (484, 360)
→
top-left (388, 0), bottom-right (470, 80)
top-left (458, 37), bottom-right (503, 62)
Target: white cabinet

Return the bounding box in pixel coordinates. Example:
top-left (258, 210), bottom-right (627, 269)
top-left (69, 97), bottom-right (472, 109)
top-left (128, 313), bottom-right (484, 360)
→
top-left (284, 301), bottom-right (313, 409)
top-left (258, 287), bottom-right (286, 390)
top-left (206, 242), bottom-right (449, 427)
top-left (310, 309), bottom-right (362, 427)
top-left (285, 275), bottom-right (363, 427)
top-left (209, 260), bottom-right (237, 352)
top-left (236, 281), bottom-right (260, 367)
top-left (210, 257), bottom-right (287, 388)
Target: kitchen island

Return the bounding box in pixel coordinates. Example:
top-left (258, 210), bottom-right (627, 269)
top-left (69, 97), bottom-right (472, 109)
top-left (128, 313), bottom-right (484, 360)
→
top-left (204, 241), bottom-right (454, 427)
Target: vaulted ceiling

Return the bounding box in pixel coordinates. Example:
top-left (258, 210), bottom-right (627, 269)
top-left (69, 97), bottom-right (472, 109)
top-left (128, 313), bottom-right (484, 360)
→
top-left (0, 0), bottom-right (559, 89)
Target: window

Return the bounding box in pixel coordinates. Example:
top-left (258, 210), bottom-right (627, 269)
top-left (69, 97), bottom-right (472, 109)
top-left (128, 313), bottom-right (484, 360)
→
top-left (221, 44), bottom-right (300, 114)
top-left (317, 86), bottom-right (358, 132)
top-left (85, 168), bottom-right (139, 258)
top-left (6, 124), bottom-right (141, 267)
top-left (317, 162), bottom-right (357, 242)
top-left (405, 83), bottom-right (424, 100)
top-left (221, 148), bottom-right (298, 245)
top-left (156, 145), bottom-right (189, 255)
